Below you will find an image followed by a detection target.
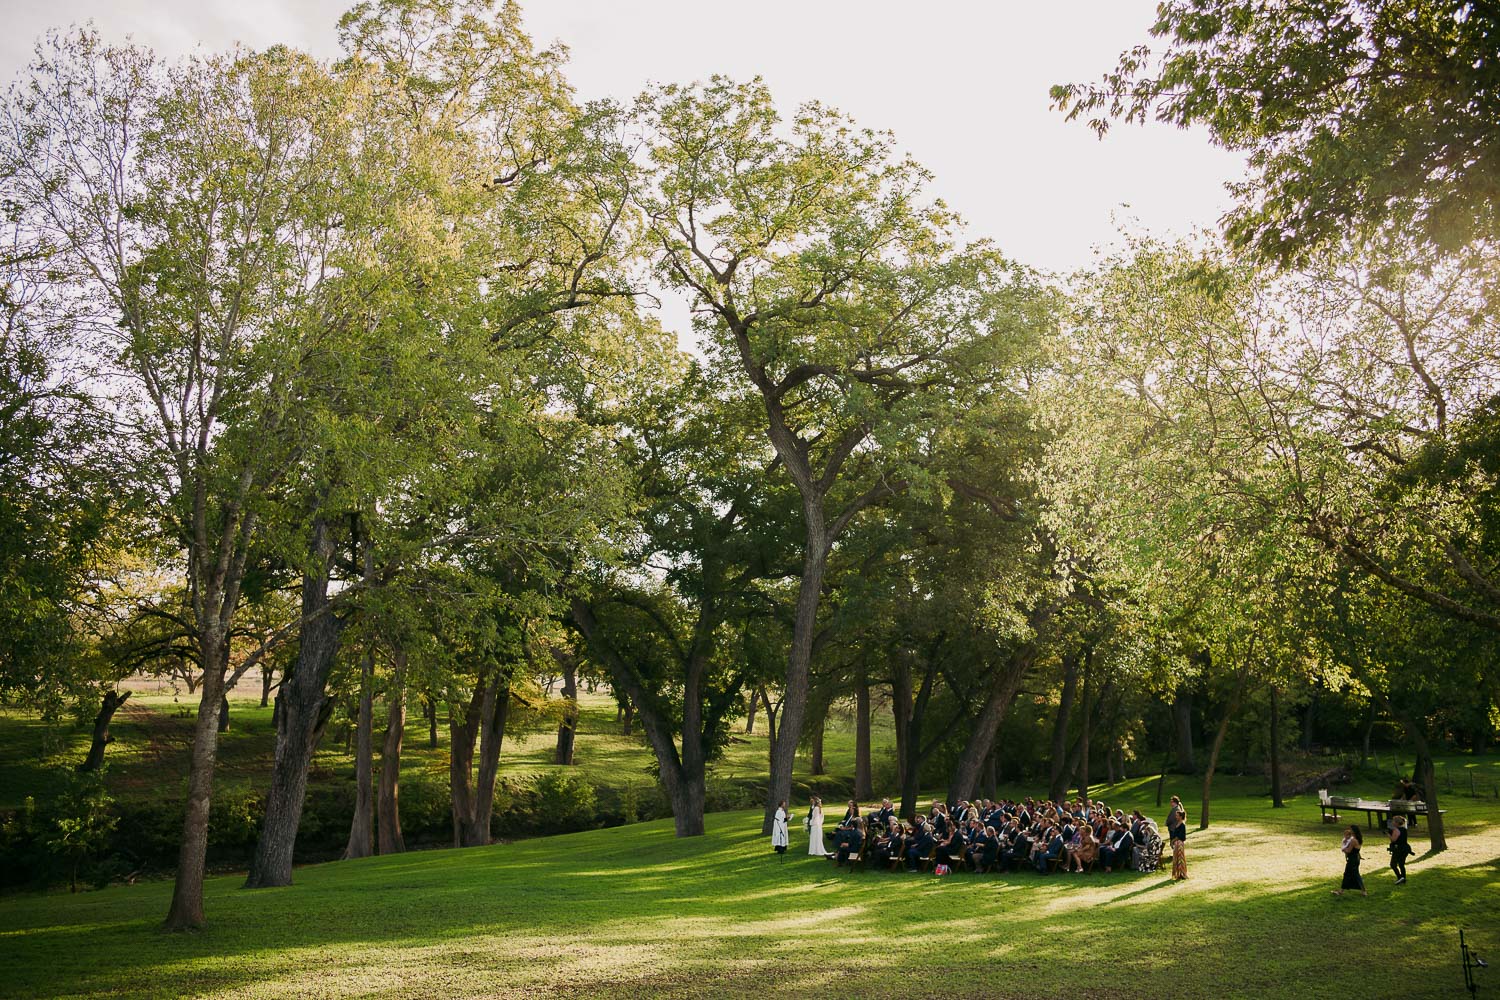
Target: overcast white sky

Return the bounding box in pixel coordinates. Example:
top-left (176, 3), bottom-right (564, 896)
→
top-left (3, 0), bottom-right (1244, 326)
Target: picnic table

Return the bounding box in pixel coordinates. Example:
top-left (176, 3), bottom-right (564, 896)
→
top-left (1317, 789), bottom-right (1445, 830)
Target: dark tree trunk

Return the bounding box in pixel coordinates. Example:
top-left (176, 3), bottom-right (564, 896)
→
top-left (762, 511), bottom-right (829, 834)
top-left (378, 650), bottom-right (406, 855)
top-left (808, 697), bottom-right (827, 775)
top-left (745, 688), bottom-right (758, 734)
top-left (260, 665), bottom-right (274, 708)
top-left (554, 656), bottom-right (578, 766)
top-left (1360, 707), bottom-right (1376, 767)
top-left (897, 646), bottom-right (945, 821)
top-left (80, 690), bottom-right (130, 772)
top-left (423, 695), bottom-right (438, 749)
top-left (1076, 650), bottom-right (1094, 801)
top-left (1048, 648), bottom-right (1080, 800)
top-left (891, 660), bottom-right (912, 796)
top-left (448, 681), bottom-right (485, 848)
top-left (1200, 660), bottom-right (1251, 832)
top-left (982, 749), bottom-right (998, 801)
top-left (949, 632), bottom-right (1043, 804)
top-left (217, 693), bottom-right (230, 733)
top-left (569, 598), bottom-right (718, 838)
top-left (854, 668), bottom-right (872, 799)
top-left (463, 674), bottom-right (510, 846)
top-left (622, 698), bottom-right (634, 736)
top-left (344, 650), bottom-right (375, 860)
top-left (1269, 683), bottom-right (1285, 808)
top-left (1106, 745), bottom-right (1119, 785)
top-left (1173, 688), bottom-right (1196, 773)
top-left (246, 518), bottom-right (344, 889)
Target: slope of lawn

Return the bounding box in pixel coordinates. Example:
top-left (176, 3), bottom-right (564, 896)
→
top-left (3, 771), bottom-right (1498, 1000)
top-left (0, 688), bottom-right (851, 813)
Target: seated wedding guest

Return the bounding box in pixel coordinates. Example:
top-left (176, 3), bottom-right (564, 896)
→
top-left (972, 825), bottom-right (1001, 871)
top-left (931, 803), bottom-right (950, 837)
top-left (872, 820), bottom-right (902, 866)
top-left (1068, 823), bottom-right (1098, 872)
top-left (840, 799), bottom-right (861, 828)
top-left (1004, 824), bottom-right (1031, 872)
top-left (1101, 822), bottom-right (1135, 873)
top-left (1035, 825), bottom-right (1065, 873)
top-left (935, 822), bottom-right (964, 869)
top-left (906, 821), bottom-right (936, 870)
top-left (835, 818), bottom-right (865, 866)
top-left (873, 798), bottom-right (896, 829)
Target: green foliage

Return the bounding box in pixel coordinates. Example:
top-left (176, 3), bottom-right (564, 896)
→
top-left (1054, 0), bottom-right (1500, 262)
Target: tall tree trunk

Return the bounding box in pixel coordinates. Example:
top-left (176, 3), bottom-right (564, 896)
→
top-left (80, 690), bottom-right (130, 772)
top-left (982, 749), bottom-right (998, 801)
top-left (570, 598), bottom-right (712, 837)
top-left (344, 650), bottom-right (375, 860)
top-left (1076, 650), bottom-right (1094, 801)
top-left (163, 630), bottom-right (229, 931)
top-left (808, 697), bottom-right (827, 776)
top-left (762, 513), bottom-right (829, 834)
top-left (1200, 660), bottom-right (1251, 832)
top-left (891, 660), bottom-right (912, 795)
top-left (854, 668), bottom-right (872, 799)
top-left (1048, 649), bottom-right (1080, 800)
top-left (622, 698), bottom-right (634, 736)
top-left (448, 680), bottom-right (484, 848)
top-left (745, 688), bottom-right (758, 734)
top-left (949, 637), bottom-right (1041, 803)
top-left (1173, 688), bottom-right (1196, 773)
top-left (246, 518), bottom-right (344, 889)
top-left (1360, 707), bottom-right (1376, 767)
top-left (260, 665), bottom-right (274, 708)
top-left (378, 649), bottom-right (406, 855)
top-left (554, 656), bottom-right (578, 766)
top-left (217, 693), bottom-right (230, 733)
top-left (461, 673), bottom-right (510, 847)
top-left (423, 695), bottom-right (438, 749)
top-left (1269, 683), bottom-right (1284, 808)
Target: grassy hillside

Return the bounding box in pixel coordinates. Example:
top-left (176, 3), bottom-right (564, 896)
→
top-left (0, 689), bottom-right (872, 814)
top-left (2, 769), bottom-right (1497, 999)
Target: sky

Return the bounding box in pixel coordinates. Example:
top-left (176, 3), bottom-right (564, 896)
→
top-left (2, 1), bottom-right (1245, 334)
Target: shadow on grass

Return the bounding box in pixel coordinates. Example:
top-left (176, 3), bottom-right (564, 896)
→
top-left (0, 813), bottom-right (1495, 999)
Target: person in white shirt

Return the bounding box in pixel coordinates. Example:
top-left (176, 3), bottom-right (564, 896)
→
top-left (771, 800), bottom-right (789, 854)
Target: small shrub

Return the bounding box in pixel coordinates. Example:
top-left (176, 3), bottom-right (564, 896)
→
top-left (529, 770), bottom-right (597, 833)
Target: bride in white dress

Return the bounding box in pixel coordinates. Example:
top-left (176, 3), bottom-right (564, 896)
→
top-left (807, 796), bottom-right (827, 856)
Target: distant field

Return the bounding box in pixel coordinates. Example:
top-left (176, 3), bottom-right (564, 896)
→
top-left (0, 687), bottom-right (878, 814)
top-left (1, 768), bottom-right (1497, 999)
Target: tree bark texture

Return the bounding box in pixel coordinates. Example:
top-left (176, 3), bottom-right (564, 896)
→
top-left (378, 649), bottom-right (406, 855)
top-left (246, 518), bottom-right (344, 889)
top-left (343, 650), bottom-right (375, 860)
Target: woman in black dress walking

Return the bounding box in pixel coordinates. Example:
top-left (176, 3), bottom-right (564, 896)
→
top-left (1388, 816), bottom-right (1412, 885)
top-left (1333, 824), bottom-right (1366, 897)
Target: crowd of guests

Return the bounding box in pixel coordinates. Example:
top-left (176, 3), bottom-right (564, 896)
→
top-left (775, 793), bottom-right (1190, 879)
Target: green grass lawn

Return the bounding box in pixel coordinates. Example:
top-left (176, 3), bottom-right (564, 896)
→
top-left (2, 769), bottom-right (1497, 999)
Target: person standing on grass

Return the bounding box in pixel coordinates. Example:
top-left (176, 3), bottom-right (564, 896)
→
top-left (1168, 809), bottom-right (1188, 881)
top-left (772, 800), bottom-right (789, 854)
top-left (1333, 825), bottom-right (1366, 897)
top-left (1388, 816), bottom-right (1412, 885)
top-left (807, 796), bottom-right (827, 857)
